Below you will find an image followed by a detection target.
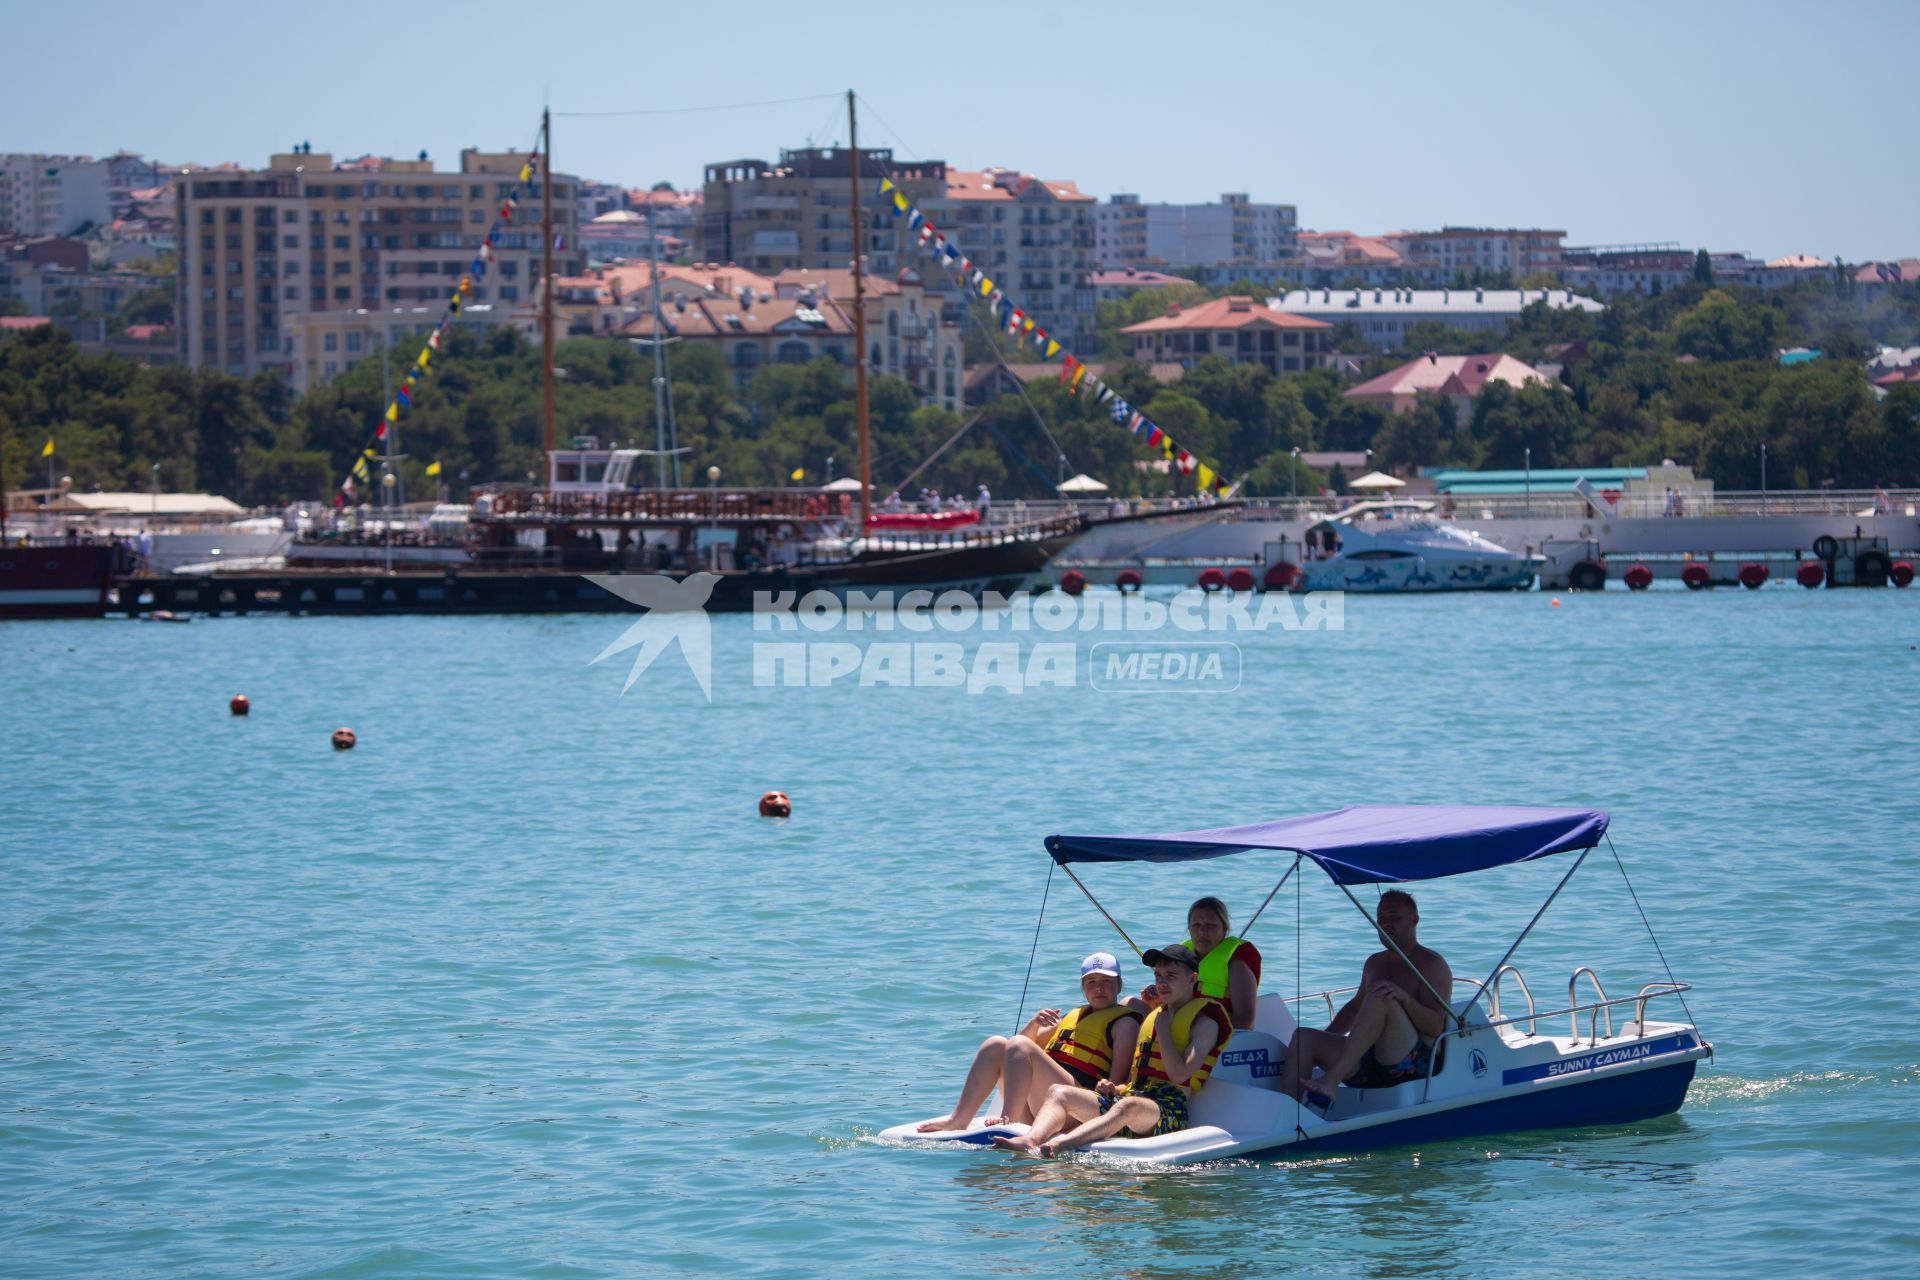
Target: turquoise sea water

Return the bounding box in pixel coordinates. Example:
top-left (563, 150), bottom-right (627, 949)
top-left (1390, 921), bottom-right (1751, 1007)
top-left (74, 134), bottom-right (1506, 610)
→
top-left (4, 587), bottom-right (1919, 1278)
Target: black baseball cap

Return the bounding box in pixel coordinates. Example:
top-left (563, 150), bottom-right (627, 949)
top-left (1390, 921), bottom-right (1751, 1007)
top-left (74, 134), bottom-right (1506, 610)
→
top-left (1142, 943), bottom-right (1199, 971)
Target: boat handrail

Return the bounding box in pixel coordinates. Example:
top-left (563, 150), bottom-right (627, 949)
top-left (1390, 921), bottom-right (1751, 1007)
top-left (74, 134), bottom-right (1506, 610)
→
top-left (1569, 968), bottom-right (1612, 1045)
top-left (1486, 964), bottom-right (1538, 1035)
top-left (1449, 984), bottom-right (1692, 1043)
top-left (1634, 982), bottom-right (1688, 1030)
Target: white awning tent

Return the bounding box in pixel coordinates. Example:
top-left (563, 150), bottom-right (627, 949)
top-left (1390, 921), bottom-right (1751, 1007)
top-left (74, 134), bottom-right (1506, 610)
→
top-left (821, 477), bottom-right (867, 492)
top-left (1348, 471), bottom-right (1407, 490)
top-left (1057, 473), bottom-right (1110, 494)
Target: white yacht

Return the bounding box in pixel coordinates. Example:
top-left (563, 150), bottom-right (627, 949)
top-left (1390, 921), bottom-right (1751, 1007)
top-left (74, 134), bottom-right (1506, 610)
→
top-left (1290, 499), bottom-right (1541, 592)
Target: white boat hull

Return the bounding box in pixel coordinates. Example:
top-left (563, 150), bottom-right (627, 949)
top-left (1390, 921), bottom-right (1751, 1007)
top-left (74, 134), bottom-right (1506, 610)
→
top-left (883, 999), bottom-right (1708, 1166)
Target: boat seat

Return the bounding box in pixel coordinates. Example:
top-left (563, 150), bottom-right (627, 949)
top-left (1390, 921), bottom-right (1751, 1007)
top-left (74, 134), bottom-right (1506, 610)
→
top-left (1208, 1030), bottom-right (1284, 1092)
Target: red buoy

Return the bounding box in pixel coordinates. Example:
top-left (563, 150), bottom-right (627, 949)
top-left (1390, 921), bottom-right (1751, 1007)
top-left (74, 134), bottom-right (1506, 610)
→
top-left (1681, 563), bottom-right (1712, 590)
top-left (758, 790), bottom-right (791, 818)
top-left (1893, 561), bottom-right (1915, 589)
top-left (1623, 564), bottom-right (1654, 591)
top-left (1738, 562), bottom-right (1769, 590)
top-left (331, 727), bottom-right (356, 750)
top-left (1796, 561), bottom-right (1825, 589)
top-left (1226, 566), bottom-right (1256, 593)
top-left (1197, 567), bottom-right (1227, 592)
top-left (1058, 569), bottom-right (1086, 597)
top-left (1115, 568), bottom-right (1143, 593)
top-left (229, 694), bottom-right (250, 716)
top-left (1262, 561), bottom-right (1298, 591)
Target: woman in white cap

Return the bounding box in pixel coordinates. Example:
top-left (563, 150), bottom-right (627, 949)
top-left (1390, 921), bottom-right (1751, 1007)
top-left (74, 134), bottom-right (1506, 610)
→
top-left (916, 952), bottom-right (1142, 1133)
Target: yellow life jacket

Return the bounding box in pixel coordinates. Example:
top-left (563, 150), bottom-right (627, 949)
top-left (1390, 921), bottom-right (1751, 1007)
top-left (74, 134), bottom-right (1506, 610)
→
top-left (1044, 1004), bottom-right (1140, 1084)
top-left (1186, 935), bottom-right (1248, 1011)
top-left (1130, 996), bottom-right (1228, 1095)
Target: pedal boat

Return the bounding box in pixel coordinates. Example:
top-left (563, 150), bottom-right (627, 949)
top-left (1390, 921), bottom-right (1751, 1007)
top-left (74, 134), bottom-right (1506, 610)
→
top-left (883, 805), bottom-right (1711, 1165)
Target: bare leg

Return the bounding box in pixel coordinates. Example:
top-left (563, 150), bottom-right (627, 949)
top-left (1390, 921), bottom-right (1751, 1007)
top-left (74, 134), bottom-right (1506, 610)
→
top-left (917, 1036), bottom-right (1011, 1132)
top-left (1321, 995), bottom-right (1417, 1088)
top-left (991, 1084), bottom-right (1099, 1154)
top-left (993, 1037), bottom-right (1073, 1124)
top-left (1283, 1026), bottom-right (1344, 1099)
top-left (1044, 1095), bottom-right (1161, 1156)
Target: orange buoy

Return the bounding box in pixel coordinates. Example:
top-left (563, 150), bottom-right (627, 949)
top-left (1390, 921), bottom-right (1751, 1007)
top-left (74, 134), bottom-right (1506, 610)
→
top-left (1058, 569), bottom-right (1086, 597)
top-left (1893, 560), bottom-right (1915, 589)
top-left (1738, 562), bottom-right (1769, 590)
top-left (1197, 567), bottom-right (1227, 592)
top-left (1226, 567), bottom-right (1256, 593)
top-left (229, 694), bottom-right (250, 716)
top-left (1623, 564), bottom-right (1653, 591)
top-left (1796, 561), bottom-right (1824, 589)
top-left (1115, 568), bottom-right (1143, 593)
top-left (1550, 597), bottom-right (1562, 608)
top-left (758, 790), bottom-right (791, 818)
top-left (331, 727), bottom-right (356, 751)
top-left (1680, 563), bottom-right (1712, 590)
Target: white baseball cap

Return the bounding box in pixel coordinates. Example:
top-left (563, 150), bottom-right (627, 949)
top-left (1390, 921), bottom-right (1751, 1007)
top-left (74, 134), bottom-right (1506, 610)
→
top-left (1080, 952), bottom-right (1122, 980)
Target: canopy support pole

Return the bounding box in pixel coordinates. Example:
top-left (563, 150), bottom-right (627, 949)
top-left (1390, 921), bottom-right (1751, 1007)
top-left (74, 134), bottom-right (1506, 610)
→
top-left (1012, 862), bottom-right (1054, 1035)
top-left (1332, 879), bottom-right (1464, 1032)
top-left (1239, 858), bottom-right (1300, 941)
top-left (1457, 846), bottom-right (1592, 1028)
top-left (1605, 833), bottom-right (1698, 1030)
top-left (1058, 863), bottom-right (1142, 959)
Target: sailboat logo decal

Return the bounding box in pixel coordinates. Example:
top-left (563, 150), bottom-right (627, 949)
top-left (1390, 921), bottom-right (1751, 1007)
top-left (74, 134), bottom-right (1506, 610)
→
top-left (585, 573), bottom-right (720, 700)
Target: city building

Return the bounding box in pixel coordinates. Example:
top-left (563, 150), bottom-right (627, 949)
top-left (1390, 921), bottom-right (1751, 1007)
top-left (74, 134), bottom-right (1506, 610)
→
top-left (936, 167), bottom-right (1097, 354)
top-left (283, 303), bottom-right (529, 393)
top-left (579, 210), bottom-right (686, 264)
top-left (1120, 295), bottom-right (1332, 373)
top-left (613, 287), bottom-right (857, 390)
top-left (700, 147), bottom-right (947, 278)
top-left (1343, 352), bottom-right (1552, 418)
top-left (1268, 287), bottom-right (1604, 349)
top-left (1087, 267), bottom-right (1194, 301)
top-left (174, 148), bottom-right (580, 380)
top-left (1292, 231), bottom-right (1409, 286)
top-left (1094, 193), bottom-right (1298, 278)
top-left (1558, 244), bottom-right (1697, 296)
top-left (1382, 227), bottom-right (1566, 281)
top-left (0, 155), bottom-right (112, 237)
top-left (771, 267), bottom-right (963, 411)
top-left (553, 261), bottom-right (777, 336)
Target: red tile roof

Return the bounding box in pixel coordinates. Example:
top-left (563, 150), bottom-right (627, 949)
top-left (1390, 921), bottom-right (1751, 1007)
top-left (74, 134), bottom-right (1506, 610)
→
top-left (1345, 353), bottom-right (1546, 400)
top-left (1121, 297), bottom-right (1330, 334)
top-left (946, 169), bottom-right (1093, 204)
top-left (0, 316), bottom-right (51, 330)
top-left (1087, 268), bottom-right (1191, 288)
top-left (614, 291), bottom-right (854, 340)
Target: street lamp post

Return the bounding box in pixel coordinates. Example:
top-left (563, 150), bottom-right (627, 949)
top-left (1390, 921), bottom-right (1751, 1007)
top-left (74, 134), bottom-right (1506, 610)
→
top-left (381, 469), bottom-right (396, 574)
top-left (1524, 446), bottom-right (1532, 519)
top-left (1290, 446), bottom-right (1300, 507)
top-left (1760, 443), bottom-right (1768, 509)
top-left (707, 465), bottom-right (721, 570)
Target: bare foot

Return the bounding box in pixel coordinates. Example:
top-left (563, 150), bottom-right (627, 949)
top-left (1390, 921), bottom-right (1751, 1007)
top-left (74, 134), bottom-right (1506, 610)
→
top-left (981, 1115), bottom-right (1014, 1127)
top-left (990, 1135), bottom-right (1041, 1155)
top-left (915, 1116), bottom-right (964, 1133)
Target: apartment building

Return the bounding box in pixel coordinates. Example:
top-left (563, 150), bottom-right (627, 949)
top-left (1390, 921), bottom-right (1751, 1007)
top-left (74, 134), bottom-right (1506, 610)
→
top-left (700, 147), bottom-right (947, 277)
top-left (936, 167), bottom-right (1097, 354)
top-left (1268, 286), bottom-right (1603, 349)
top-left (175, 148), bottom-right (580, 381)
top-left (771, 266), bottom-right (963, 411)
top-left (1095, 193), bottom-right (1298, 276)
top-left (1121, 296), bottom-right (1332, 373)
top-left (283, 303), bottom-right (530, 393)
top-left (1384, 227), bottom-right (1565, 281)
top-left (0, 155), bottom-right (112, 237)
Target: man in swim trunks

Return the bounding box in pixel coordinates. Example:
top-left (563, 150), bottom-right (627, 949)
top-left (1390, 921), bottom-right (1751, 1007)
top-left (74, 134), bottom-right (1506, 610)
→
top-left (993, 944), bottom-right (1230, 1157)
top-left (1282, 890), bottom-right (1452, 1105)
top-left (915, 953), bottom-right (1140, 1132)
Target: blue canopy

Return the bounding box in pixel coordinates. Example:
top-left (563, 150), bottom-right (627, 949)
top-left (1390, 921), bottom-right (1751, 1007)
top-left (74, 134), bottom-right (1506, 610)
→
top-left (1044, 805), bottom-right (1608, 887)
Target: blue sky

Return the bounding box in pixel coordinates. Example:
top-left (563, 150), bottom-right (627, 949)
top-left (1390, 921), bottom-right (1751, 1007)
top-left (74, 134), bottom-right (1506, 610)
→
top-left (4, 0), bottom-right (1912, 260)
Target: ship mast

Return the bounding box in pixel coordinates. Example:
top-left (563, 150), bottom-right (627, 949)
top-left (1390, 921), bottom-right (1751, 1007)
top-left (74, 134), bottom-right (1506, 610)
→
top-left (540, 106), bottom-right (556, 487)
top-left (847, 89), bottom-right (871, 533)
